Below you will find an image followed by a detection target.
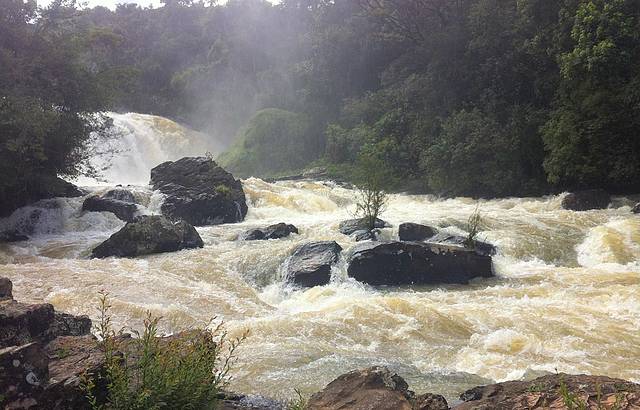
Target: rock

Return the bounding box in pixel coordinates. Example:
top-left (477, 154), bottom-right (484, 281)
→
top-left (102, 188), bottom-right (137, 203)
top-left (0, 277), bottom-right (12, 300)
top-left (632, 203), bottom-right (640, 214)
top-left (82, 195), bottom-right (139, 222)
top-left (347, 241), bottom-right (493, 286)
top-left (454, 373), bottom-right (640, 410)
top-left (414, 393), bottom-right (449, 410)
top-left (427, 232), bottom-right (496, 256)
top-left (302, 167), bottom-right (328, 179)
top-left (241, 223), bottom-right (299, 240)
top-left (351, 229), bottom-right (376, 241)
top-left (398, 223), bottom-right (437, 242)
top-left (0, 342), bottom-right (49, 407)
top-left (150, 157), bottom-right (248, 226)
top-left (0, 300), bottom-right (55, 348)
top-left (0, 176), bottom-right (84, 218)
top-left (339, 218), bottom-right (389, 235)
top-left (91, 215), bottom-right (204, 258)
top-left (561, 189), bottom-right (611, 211)
top-left (219, 393), bottom-right (286, 410)
top-left (0, 230), bottom-right (29, 243)
top-left (0, 294), bottom-right (91, 349)
top-left (284, 241), bottom-right (342, 287)
top-left (307, 366), bottom-right (447, 410)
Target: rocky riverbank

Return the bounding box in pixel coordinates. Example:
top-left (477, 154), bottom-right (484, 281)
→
top-left (3, 277), bottom-right (640, 409)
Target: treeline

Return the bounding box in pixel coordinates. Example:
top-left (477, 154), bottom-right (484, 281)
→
top-left (2, 0), bottom-right (640, 204)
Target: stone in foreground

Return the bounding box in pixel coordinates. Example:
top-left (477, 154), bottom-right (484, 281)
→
top-left (561, 189), bottom-right (611, 211)
top-left (347, 241), bottom-right (493, 286)
top-left (151, 156), bottom-right (248, 226)
top-left (241, 223), bottom-right (299, 240)
top-left (398, 222), bottom-right (437, 241)
top-left (91, 215), bottom-right (204, 258)
top-left (453, 373), bottom-right (640, 409)
top-left (339, 218), bottom-right (389, 235)
top-left (307, 366), bottom-right (448, 410)
top-left (82, 195), bottom-right (139, 222)
top-left (284, 241), bottom-right (342, 287)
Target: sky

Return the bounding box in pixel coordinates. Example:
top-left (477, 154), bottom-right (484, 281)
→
top-left (38, 0), bottom-right (163, 9)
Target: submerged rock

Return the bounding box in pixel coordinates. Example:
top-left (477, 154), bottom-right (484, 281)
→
top-left (339, 218), bottom-right (389, 235)
top-left (427, 232), bottom-right (496, 256)
top-left (82, 195), bottom-right (139, 222)
top-left (91, 215), bottom-right (204, 258)
top-left (284, 241), bottom-right (342, 287)
top-left (241, 223), bottom-right (299, 240)
top-left (102, 187), bottom-right (138, 203)
top-left (398, 222), bottom-right (437, 241)
top-left (632, 203), bottom-right (639, 214)
top-left (561, 189), bottom-right (611, 211)
top-left (307, 366), bottom-right (448, 410)
top-left (347, 241), bottom-right (493, 286)
top-left (151, 156), bottom-right (248, 226)
top-left (0, 229), bottom-right (29, 243)
top-left (454, 373), bottom-right (640, 409)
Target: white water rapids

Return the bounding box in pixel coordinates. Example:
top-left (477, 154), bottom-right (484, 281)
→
top-left (1, 113), bottom-right (639, 403)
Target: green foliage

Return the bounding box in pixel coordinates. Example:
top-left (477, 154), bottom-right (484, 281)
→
top-left (286, 389), bottom-right (308, 410)
top-left (353, 153), bottom-right (391, 231)
top-left (464, 206), bottom-right (483, 249)
top-left (214, 184), bottom-right (232, 198)
top-left (218, 108), bottom-right (318, 177)
top-left (84, 291), bottom-right (247, 410)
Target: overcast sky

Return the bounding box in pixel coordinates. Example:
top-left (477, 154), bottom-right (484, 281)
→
top-left (38, 0), bottom-right (163, 9)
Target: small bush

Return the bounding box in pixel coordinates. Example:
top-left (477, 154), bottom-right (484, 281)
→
top-left (353, 153), bottom-right (390, 231)
top-left (464, 206), bottom-right (482, 248)
top-left (215, 184), bottom-right (232, 198)
top-left (287, 389), bottom-right (308, 410)
top-left (84, 291), bottom-right (248, 410)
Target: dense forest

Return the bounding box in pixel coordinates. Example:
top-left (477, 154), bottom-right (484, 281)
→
top-left (2, 0), bottom-right (640, 210)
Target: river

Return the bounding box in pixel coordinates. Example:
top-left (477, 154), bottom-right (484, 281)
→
top-left (1, 113), bottom-right (639, 403)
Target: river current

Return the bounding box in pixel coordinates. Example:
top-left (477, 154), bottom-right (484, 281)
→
top-left (1, 113), bottom-right (639, 402)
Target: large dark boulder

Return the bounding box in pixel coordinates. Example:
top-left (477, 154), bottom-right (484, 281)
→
top-left (347, 241), bottom-right (493, 286)
top-left (0, 278), bottom-right (12, 300)
top-left (561, 189), bottom-right (611, 211)
top-left (307, 366), bottom-right (448, 410)
top-left (339, 218), bottom-right (389, 235)
top-left (454, 373), bottom-right (640, 410)
top-left (398, 223), bottom-right (436, 241)
top-left (150, 157), bottom-right (248, 226)
top-left (91, 215), bottom-right (204, 258)
top-left (428, 232), bottom-right (496, 256)
top-left (82, 195), bottom-right (139, 222)
top-left (632, 203), bottom-right (640, 214)
top-left (0, 176), bottom-right (83, 218)
top-left (284, 241), bottom-right (342, 287)
top-left (241, 223), bottom-right (298, 241)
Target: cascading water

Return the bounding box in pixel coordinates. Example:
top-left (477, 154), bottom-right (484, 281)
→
top-left (1, 114), bottom-right (639, 403)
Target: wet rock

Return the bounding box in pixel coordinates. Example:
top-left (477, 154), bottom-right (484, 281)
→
top-left (0, 301), bottom-right (55, 348)
top-left (454, 373), bottom-right (640, 409)
top-left (339, 218), bottom-right (389, 235)
top-left (347, 241), bottom-right (493, 286)
top-left (241, 223), bottom-right (299, 241)
top-left (632, 203), bottom-right (640, 214)
top-left (91, 215), bottom-right (204, 258)
top-left (351, 229), bottom-right (376, 241)
top-left (284, 241), bottom-right (342, 287)
top-left (82, 195), bottom-right (139, 222)
top-left (219, 393), bottom-right (286, 409)
top-left (307, 366), bottom-right (447, 410)
top-left (0, 277), bottom-right (12, 300)
top-left (398, 223), bottom-right (437, 242)
top-left (151, 157), bottom-right (248, 226)
top-left (302, 167), bottom-right (328, 179)
top-left (46, 313), bottom-right (92, 339)
top-left (428, 232), bottom-right (496, 256)
top-left (561, 189), bottom-right (611, 211)
top-left (0, 176), bottom-right (83, 218)
top-left (0, 230), bottom-right (29, 243)
top-left (0, 342), bottom-right (49, 407)
top-left (102, 188), bottom-right (137, 203)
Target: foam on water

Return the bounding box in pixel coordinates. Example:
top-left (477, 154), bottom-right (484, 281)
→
top-left (1, 116), bottom-right (639, 402)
